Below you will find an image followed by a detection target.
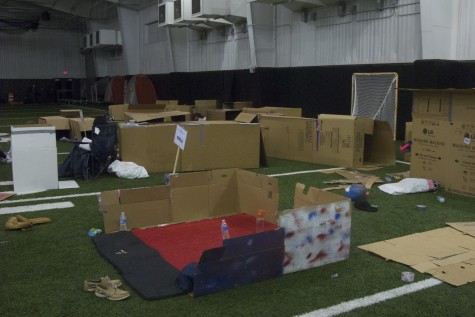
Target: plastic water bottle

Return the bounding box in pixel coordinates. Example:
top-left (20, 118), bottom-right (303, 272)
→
top-left (256, 209), bottom-right (265, 233)
top-left (119, 212), bottom-right (127, 231)
top-left (221, 219), bottom-right (230, 240)
top-left (97, 194), bottom-right (105, 213)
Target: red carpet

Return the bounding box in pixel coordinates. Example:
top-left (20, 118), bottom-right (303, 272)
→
top-left (132, 213), bottom-right (277, 270)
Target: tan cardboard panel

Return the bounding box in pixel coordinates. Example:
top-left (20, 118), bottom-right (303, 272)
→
top-left (125, 111), bottom-right (188, 123)
top-left (68, 117), bottom-right (94, 139)
top-left (170, 186), bottom-right (210, 223)
top-left (169, 170), bottom-right (211, 188)
top-left (119, 186), bottom-right (170, 204)
top-left (293, 183), bottom-right (350, 207)
top-left (242, 107), bottom-right (302, 117)
top-left (448, 222), bottom-right (475, 238)
top-left (359, 225), bottom-right (475, 286)
top-left (60, 109), bottom-right (81, 118)
top-left (38, 116), bottom-right (70, 130)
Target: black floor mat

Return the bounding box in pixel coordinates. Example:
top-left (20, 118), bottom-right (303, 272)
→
top-left (92, 231), bottom-right (184, 300)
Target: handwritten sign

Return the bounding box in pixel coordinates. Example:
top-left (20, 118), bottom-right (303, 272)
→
top-left (174, 125), bottom-right (188, 150)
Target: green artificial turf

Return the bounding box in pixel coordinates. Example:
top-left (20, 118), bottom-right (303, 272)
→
top-left (1, 103), bottom-right (475, 317)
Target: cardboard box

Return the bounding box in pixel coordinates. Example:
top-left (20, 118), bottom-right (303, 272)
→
top-left (124, 111), bottom-right (189, 123)
top-left (222, 101), bottom-right (252, 110)
top-left (100, 170), bottom-right (351, 295)
top-left (445, 121), bottom-right (475, 196)
top-left (194, 100), bottom-right (219, 115)
top-left (279, 183), bottom-right (351, 274)
top-left (410, 115), bottom-right (451, 186)
top-left (315, 114), bottom-right (395, 169)
top-left (60, 109), bottom-right (82, 118)
top-left (108, 104), bottom-right (168, 121)
top-left (118, 121), bottom-right (261, 173)
top-left (206, 109), bottom-right (242, 121)
top-left (243, 107), bottom-right (302, 117)
top-left (259, 115), bottom-right (317, 163)
top-left (403, 122), bottom-right (412, 162)
top-left (409, 88), bottom-right (475, 121)
top-left (38, 116), bottom-right (70, 130)
top-left (11, 125), bottom-right (58, 194)
top-left (69, 117), bottom-right (95, 139)
top-left (156, 100), bottom-right (178, 105)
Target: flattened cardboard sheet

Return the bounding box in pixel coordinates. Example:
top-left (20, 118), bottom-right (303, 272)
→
top-left (359, 224), bottom-right (475, 286)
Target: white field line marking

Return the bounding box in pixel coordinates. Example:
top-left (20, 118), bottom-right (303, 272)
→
top-left (269, 167), bottom-right (345, 177)
top-left (396, 160), bottom-right (410, 165)
top-left (0, 181), bottom-right (13, 186)
top-left (0, 201), bottom-right (74, 215)
top-left (295, 278), bottom-right (443, 317)
top-left (0, 192), bottom-right (100, 205)
top-left (58, 152), bottom-right (70, 155)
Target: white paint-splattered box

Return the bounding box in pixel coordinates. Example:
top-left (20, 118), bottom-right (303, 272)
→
top-left (279, 184), bottom-right (351, 274)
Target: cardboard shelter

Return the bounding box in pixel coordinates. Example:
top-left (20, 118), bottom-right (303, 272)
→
top-left (108, 104), bottom-right (167, 121)
top-left (409, 89), bottom-right (475, 197)
top-left (359, 222), bottom-right (475, 286)
top-left (206, 109), bottom-right (242, 121)
top-left (315, 114), bottom-right (395, 169)
top-left (242, 106), bottom-right (302, 117)
top-left (118, 121), bottom-right (261, 173)
top-left (99, 169), bottom-right (351, 297)
top-left (68, 117), bottom-right (95, 139)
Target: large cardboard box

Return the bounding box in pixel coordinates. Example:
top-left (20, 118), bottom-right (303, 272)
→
top-left (206, 109), bottom-right (242, 121)
top-left (124, 111), bottom-right (189, 123)
top-left (259, 115), bottom-right (317, 163)
top-left (38, 116), bottom-right (70, 130)
top-left (409, 88), bottom-right (475, 121)
top-left (100, 169), bottom-right (351, 296)
top-left (156, 99), bottom-right (178, 105)
top-left (118, 121), bottom-right (261, 173)
top-left (315, 114), bottom-right (395, 169)
top-left (222, 101), bottom-right (252, 110)
top-left (445, 121), bottom-right (475, 196)
top-left (410, 116), bottom-right (450, 185)
top-left (69, 117), bottom-right (95, 139)
top-left (194, 100), bottom-right (219, 116)
top-left (243, 107), bottom-right (302, 117)
top-left (60, 109), bottom-right (81, 118)
top-left (108, 104), bottom-right (167, 121)
top-left (11, 125), bottom-right (58, 194)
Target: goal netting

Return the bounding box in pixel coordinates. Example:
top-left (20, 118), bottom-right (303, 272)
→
top-left (351, 73), bottom-right (398, 140)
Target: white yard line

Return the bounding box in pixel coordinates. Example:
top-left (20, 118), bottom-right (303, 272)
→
top-left (0, 201), bottom-right (75, 215)
top-left (396, 160), bottom-right (411, 165)
top-left (0, 192), bottom-right (99, 205)
top-left (295, 278), bottom-right (442, 317)
top-left (269, 167), bottom-right (345, 177)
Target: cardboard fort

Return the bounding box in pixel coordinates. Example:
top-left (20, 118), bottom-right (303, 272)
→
top-left (359, 222), bottom-right (475, 287)
top-left (124, 111), bottom-right (190, 123)
top-left (242, 106), bottom-right (302, 117)
top-left (68, 117), bottom-right (95, 140)
top-left (222, 101), bottom-right (252, 110)
top-left (206, 109), bottom-right (242, 121)
top-left (118, 121), bottom-right (261, 173)
top-left (59, 109), bottom-right (81, 118)
top-left (315, 114), bottom-right (395, 169)
top-left (99, 169), bottom-right (351, 297)
top-left (409, 89), bottom-right (475, 197)
top-left (108, 104), bottom-right (168, 121)
top-left (38, 116), bottom-right (70, 131)
top-left (260, 115), bottom-right (317, 163)
top-left (11, 124), bottom-right (58, 194)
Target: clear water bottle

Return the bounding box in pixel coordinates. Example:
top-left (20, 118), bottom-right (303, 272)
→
top-left (97, 194), bottom-right (104, 213)
top-left (119, 212), bottom-right (127, 231)
top-left (256, 209), bottom-right (265, 233)
top-left (221, 219), bottom-right (230, 240)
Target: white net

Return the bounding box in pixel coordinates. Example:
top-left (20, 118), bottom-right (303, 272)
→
top-left (351, 73), bottom-right (398, 140)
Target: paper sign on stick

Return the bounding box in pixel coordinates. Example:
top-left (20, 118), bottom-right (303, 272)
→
top-left (174, 125), bottom-right (188, 150)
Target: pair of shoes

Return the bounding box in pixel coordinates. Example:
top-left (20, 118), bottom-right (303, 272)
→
top-left (84, 276), bottom-right (122, 292)
top-left (85, 277), bottom-right (130, 301)
top-left (4, 215), bottom-right (52, 231)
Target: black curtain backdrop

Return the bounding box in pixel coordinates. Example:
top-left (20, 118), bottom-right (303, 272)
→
top-left (3, 60), bottom-right (475, 140)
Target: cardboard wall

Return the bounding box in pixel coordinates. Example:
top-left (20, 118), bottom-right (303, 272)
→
top-left (118, 121), bottom-right (261, 173)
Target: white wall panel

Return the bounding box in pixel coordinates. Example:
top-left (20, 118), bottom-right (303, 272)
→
top-left (0, 29), bottom-right (83, 79)
top-left (456, 0), bottom-right (475, 59)
top-left (274, 0), bottom-right (423, 67)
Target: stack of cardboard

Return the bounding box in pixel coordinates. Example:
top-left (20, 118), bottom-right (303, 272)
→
top-left (410, 89), bottom-right (475, 197)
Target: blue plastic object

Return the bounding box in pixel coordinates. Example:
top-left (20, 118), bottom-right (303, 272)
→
top-left (344, 184), bottom-right (368, 201)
